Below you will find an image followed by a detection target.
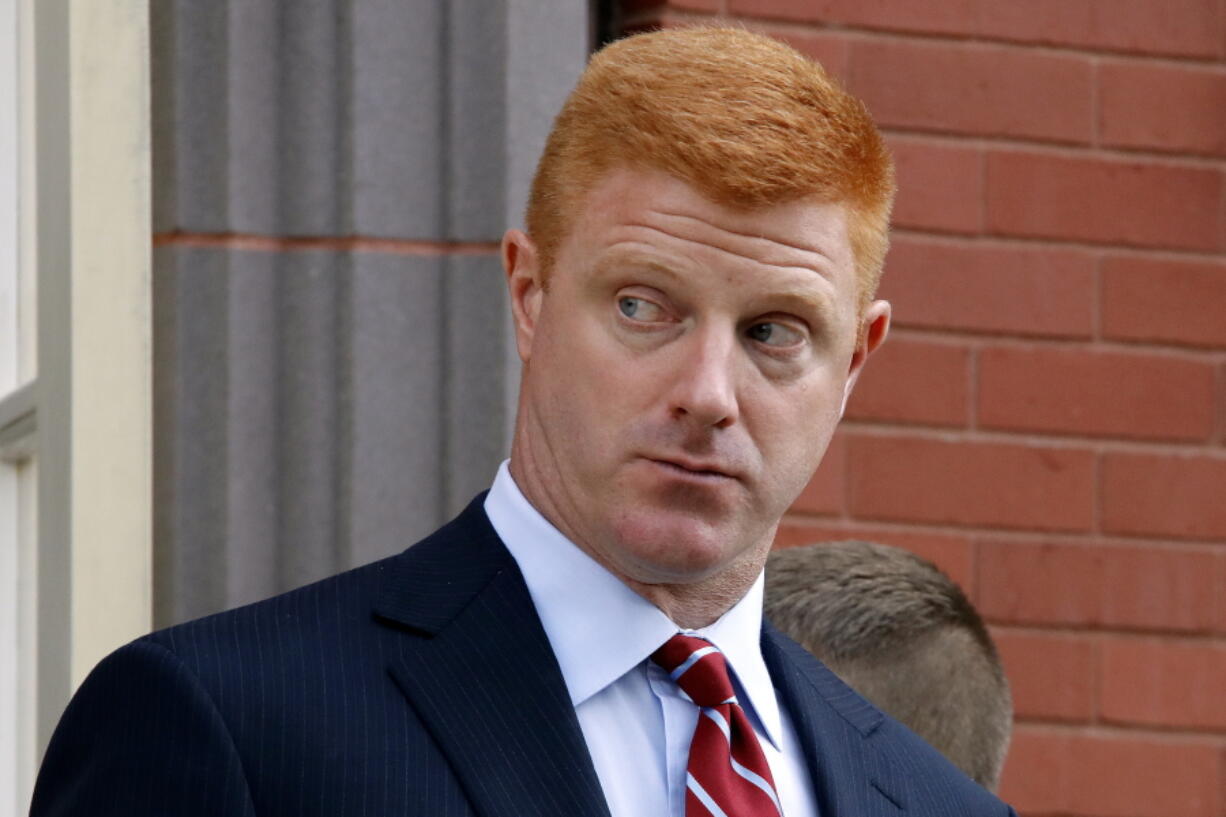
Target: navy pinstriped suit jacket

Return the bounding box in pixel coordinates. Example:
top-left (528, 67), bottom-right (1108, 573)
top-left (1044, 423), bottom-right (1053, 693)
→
top-left (31, 494), bottom-right (1016, 816)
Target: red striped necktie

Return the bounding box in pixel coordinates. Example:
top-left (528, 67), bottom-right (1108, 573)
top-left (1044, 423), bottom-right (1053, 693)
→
top-left (652, 633), bottom-right (784, 817)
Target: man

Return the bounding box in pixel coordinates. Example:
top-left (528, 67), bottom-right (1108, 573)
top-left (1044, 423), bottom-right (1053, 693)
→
top-left (765, 541), bottom-right (1014, 791)
top-left (32, 27), bottom-right (1016, 816)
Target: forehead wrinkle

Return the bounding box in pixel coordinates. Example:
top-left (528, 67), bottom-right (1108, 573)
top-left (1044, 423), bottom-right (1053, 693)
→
top-left (649, 209), bottom-right (838, 262)
top-left (620, 220), bottom-right (834, 283)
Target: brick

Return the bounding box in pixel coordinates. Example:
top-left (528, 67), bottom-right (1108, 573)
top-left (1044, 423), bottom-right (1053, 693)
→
top-left (1100, 638), bottom-right (1226, 731)
top-left (979, 0), bottom-right (1223, 59)
top-left (791, 432), bottom-right (847, 516)
top-left (774, 521), bottom-right (974, 590)
top-left (774, 521), bottom-right (859, 550)
top-left (1102, 453), bottom-right (1226, 540)
top-left (992, 629), bottom-right (1096, 721)
top-left (849, 39), bottom-right (1092, 143)
top-left (729, 0), bottom-right (981, 37)
top-left (730, 0), bottom-right (1225, 59)
top-left (986, 150), bottom-right (1223, 251)
top-left (623, 0), bottom-right (715, 14)
top-left (847, 435), bottom-right (1095, 531)
top-left (999, 727), bottom-right (1222, 817)
top-left (887, 138), bottom-right (983, 234)
top-left (1217, 365), bottom-right (1226, 446)
top-left (844, 338), bottom-right (968, 427)
top-left (977, 539), bottom-right (1219, 632)
top-left (1217, 553), bottom-right (1226, 633)
top-left (880, 237), bottom-right (1095, 338)
top-left (1100, 62), bottom-right (1226, 157)
top-left (620, 10), bottom-right (692, 35)
top-left (977, 345), bottom-right (1216, 441)
top-left (1101, 256), bottom-right (1226, 349)
top-left (885, 532), bottom-right (975, 594)
top-left (764, 29), bottom-right (851, 80)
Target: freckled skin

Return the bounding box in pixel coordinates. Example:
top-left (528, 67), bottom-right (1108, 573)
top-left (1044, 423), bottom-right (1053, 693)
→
top-left (503, 167), bottom-right (890, 628)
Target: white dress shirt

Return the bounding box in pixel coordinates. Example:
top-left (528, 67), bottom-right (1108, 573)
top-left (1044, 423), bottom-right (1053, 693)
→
top-left (484, 461), bottom-right (819, 817)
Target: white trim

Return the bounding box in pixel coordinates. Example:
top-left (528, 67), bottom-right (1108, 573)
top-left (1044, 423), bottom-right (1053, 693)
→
top-left (0, 0), bottom-right (17, 392)
top-left (0, 459), bottom-right (38, 817)
top-left (32, 0), bottom-right (151, 758)
top-left (62, 0), bottom-right (152, 687)
top-left (0, 461), bottom-right (20, 817)
top-left (15, 460), bottom-right (36, 817)
top-left (1, 0), bottom-right (152, 807)
top-left (15, 0), bottom-right (33, 384)
top-left (0, 1), bottom-right (35, 814)
top-left (0, 381), bottom-right (35, 460)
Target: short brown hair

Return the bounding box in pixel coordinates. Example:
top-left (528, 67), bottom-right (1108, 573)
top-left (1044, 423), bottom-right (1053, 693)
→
top-left (526, 26), bottom-right (895, 310)
top-left (765, 541), bottom-right (1012, 791)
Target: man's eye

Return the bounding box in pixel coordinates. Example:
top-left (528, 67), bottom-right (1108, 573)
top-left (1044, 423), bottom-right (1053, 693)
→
top-left (747, 322), bottom-right (804, 347)
top-left (618, 296), bottom-right (665, 322)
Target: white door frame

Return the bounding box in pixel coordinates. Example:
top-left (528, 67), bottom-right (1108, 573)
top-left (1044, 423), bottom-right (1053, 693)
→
top-left (0, 2), bottom-right (152, 812)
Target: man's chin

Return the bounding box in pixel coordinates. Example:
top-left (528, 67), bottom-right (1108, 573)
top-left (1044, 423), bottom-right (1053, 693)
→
top-left (608, 512), bottom-right (754, 586)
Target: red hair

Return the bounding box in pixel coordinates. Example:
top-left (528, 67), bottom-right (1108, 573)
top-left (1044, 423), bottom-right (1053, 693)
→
top-left (526, 26), bottom-right (895, 309)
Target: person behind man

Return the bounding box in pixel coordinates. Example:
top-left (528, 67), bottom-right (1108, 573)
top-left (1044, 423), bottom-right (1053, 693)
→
top-left (765, 540), bottom-right (1013, 791)
top-left (32, 27), bottom-right (1016, 816)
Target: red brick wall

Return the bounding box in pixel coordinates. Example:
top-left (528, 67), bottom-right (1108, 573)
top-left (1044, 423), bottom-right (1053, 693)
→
top-left (621, 2), bottom-right (1226, 814)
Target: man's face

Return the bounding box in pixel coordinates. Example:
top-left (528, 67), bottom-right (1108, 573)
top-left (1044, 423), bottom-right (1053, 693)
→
top-left (504, 167), bottom-right (888, 592)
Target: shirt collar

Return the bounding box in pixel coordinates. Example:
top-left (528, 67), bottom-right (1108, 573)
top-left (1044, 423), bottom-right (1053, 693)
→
top-left (689, 571), bottom-right (783, 750)
top-left (483, 460), bottom-right (785, 751)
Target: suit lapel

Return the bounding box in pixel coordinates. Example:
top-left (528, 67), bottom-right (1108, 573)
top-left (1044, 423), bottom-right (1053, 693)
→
top-left (374, 496), bottom-right (612, 817)
top-left (762, 623), bottom-right (907, 815)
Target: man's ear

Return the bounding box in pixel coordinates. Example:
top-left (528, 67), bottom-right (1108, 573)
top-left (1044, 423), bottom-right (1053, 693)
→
top-left (503, 229), bottom-right (545, 364)
top-left (840, 300), bottom-right (891, 416)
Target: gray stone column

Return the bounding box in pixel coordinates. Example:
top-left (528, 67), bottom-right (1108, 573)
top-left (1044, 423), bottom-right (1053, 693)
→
top-left (151, 0), bottom-right (589, 625)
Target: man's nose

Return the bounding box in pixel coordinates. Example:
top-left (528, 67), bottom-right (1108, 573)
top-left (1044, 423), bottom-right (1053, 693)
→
top-left (666, 328), bottom-right (740, 429)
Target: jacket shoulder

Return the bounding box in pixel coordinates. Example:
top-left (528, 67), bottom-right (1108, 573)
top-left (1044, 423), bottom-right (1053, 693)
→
top-left (871, 716), bottom-right (1016, 816)
top-left (32, 637), bottom-right (258, 815)
top-left (764, 625), bottom-right (1016, 816)
top-left (144, 553), bottom-right (395, 660)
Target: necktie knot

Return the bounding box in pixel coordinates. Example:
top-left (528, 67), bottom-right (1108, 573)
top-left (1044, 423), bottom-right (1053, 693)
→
top-left (652, 633), bottom-right (784, 816)
top-left (651, 633), bottom-right (736, 709)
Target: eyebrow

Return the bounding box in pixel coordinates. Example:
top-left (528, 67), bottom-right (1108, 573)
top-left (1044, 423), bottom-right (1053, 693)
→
top-left (761, 289), bottom-right (840, 333)
top-left (591, 247), bottom-right (842, 329)
top-left (590, 249), bottom-right (684, 283)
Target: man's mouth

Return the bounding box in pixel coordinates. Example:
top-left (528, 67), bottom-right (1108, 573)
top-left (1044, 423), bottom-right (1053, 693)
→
top-left (646, 456), bottom-right (739, 481)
